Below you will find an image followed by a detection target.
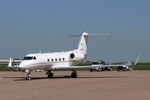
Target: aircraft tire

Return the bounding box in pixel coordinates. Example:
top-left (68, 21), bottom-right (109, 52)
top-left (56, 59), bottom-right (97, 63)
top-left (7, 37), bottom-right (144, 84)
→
top-left (48, 73), bottom-right (54, 78)
top-left (71, 70), bottom-right (77, 78)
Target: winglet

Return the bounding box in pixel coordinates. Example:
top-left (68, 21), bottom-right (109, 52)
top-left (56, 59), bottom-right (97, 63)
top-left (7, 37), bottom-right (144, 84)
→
top-left (8, 58), bottom-right (12, 67)
top-left (134, 55), bottom-right (140, 65)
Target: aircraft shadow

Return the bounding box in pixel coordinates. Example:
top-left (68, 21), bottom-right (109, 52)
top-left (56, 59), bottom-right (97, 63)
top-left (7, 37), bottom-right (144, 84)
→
top-left (3, 75), bottom-right (129, 81)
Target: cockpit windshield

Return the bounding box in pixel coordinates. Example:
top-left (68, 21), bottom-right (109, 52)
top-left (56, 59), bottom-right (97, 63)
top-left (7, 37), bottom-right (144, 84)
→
top-left (23, 56), bottom-right (36, 60)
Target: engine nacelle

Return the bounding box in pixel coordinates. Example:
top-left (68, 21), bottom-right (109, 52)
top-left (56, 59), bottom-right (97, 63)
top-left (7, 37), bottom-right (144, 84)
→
top-left (69, 53), bottom-right (85, 61)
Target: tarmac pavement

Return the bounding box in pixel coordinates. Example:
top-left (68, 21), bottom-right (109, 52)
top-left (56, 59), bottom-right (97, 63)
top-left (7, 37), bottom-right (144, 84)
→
top-left (0, 71), bottom-right (150, 100)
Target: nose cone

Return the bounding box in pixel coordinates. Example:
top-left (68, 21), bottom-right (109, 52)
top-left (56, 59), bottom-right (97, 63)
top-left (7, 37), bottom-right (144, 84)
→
top-left (18, 64), bottom-right (25, 69)
top-left (18, 61), bottom-right (28, 69)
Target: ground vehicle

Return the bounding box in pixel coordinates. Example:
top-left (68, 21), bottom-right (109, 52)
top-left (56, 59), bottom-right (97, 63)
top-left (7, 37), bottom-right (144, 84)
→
top-left (117, 62), bottom-right (133, 71)
top-left (90, 60), bottom-right (113, 72)
top-left (90, 55), bottom-right (139, 72)
top-left (117, 66), bottom-right (133, 71)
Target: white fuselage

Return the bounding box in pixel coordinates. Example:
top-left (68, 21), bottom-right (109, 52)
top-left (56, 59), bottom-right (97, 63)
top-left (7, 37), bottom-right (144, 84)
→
top-left (18, 50), bottom-right (85, 71)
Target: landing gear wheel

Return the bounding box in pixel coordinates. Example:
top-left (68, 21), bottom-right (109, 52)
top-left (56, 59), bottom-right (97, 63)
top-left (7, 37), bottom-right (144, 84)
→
top-left (46, 70), bottom-right (54, 78)
top-left (25, 76), bottom-right (31, 80)
top-left (48, 72), bottom-right (54, 78)
top-left (71, 70), bottom-right (77, 78)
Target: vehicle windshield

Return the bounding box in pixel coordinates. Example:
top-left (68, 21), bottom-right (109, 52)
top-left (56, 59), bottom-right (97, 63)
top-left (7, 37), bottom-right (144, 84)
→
top-left (23, 56), bottom-right (36, 60)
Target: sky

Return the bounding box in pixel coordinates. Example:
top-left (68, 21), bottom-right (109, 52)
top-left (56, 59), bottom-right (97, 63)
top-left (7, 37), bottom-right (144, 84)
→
top-left (0, 0), bottom-right (150, 62)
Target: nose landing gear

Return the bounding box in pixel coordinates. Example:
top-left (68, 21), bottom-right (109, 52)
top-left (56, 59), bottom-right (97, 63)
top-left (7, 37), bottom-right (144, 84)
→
top-left (25, 70), bottom-right (32, 80)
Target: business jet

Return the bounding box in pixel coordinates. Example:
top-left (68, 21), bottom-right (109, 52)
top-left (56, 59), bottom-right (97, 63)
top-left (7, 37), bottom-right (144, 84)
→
top-left (8, 32), bottom-right (112, 80)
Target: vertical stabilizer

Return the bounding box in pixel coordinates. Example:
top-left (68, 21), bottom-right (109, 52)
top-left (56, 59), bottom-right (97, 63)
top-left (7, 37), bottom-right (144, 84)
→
top-left (77, 32), bottom-right (89, 55)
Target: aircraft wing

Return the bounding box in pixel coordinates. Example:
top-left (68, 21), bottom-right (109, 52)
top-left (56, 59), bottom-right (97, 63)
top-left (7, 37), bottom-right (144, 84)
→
top-left (52, 64), bottom-right (124, 70)
top-left (53, 66), bottom-right (95, 70)
top-left (97, 64), bottom-right (125, 67)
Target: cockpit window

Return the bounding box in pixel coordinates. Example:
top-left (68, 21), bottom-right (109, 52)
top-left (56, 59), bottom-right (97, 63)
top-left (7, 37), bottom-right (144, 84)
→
top-left (33, 57), bottom-right (36, 60)
top-left (23, 56), bottom-right (36, 60)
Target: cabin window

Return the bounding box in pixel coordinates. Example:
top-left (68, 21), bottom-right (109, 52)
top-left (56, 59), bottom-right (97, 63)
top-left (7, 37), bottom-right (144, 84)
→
top-left (55, 58), bottom-right (57, 62)
top-left (59, 58), bottom-right (61, 61)
top-left (47, 59), bottom-right (50, 62)
top-left (63, 58), bottom-right (65, 61)
top-left (51, 59), bottom-right (53, 62)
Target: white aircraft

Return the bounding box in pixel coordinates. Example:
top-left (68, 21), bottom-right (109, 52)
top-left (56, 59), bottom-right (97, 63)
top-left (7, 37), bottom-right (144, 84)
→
top-left (8, 32), bottom-right (111, 80)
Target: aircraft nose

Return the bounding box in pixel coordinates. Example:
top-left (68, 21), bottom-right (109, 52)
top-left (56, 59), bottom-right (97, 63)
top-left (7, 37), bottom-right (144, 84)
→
top-left (18, 62), bottom-right (26, 69)
top-left (18, 64), bottom-right (23, 68)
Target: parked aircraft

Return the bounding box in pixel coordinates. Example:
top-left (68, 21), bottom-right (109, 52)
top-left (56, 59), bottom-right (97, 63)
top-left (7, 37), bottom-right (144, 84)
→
top-left (8, 32), bottom-right (111, 80)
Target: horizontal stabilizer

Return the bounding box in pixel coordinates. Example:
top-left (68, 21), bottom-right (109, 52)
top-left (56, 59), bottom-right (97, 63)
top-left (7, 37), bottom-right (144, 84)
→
top-left (71, 33), bottom-right (111, 37)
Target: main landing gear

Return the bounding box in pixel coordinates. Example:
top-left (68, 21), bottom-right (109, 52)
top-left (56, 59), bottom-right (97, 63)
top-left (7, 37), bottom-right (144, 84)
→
top-left (71, 70), bottom-right (77, 78)
top-left (46, 70), bottom-right (77, 78)
top-left (46, 70), bottom-right (54, 78)
top-left (25, 70), bottom-right (78, 80)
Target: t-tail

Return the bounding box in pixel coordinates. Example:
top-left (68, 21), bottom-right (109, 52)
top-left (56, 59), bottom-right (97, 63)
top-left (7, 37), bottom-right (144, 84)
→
top-left (72, 32), bottom-right (111, 55)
